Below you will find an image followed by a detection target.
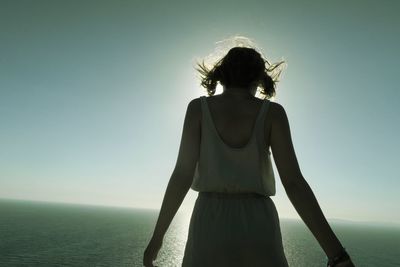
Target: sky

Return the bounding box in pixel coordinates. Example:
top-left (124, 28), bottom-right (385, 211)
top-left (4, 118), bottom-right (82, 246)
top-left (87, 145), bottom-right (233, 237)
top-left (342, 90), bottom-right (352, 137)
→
top-left (0, 0), bottom-right (399, 224)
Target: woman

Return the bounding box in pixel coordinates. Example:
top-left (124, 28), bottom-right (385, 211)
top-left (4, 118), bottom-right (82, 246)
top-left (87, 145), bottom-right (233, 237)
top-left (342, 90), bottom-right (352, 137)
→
top-left (143, 44), bottom-right (355, 267)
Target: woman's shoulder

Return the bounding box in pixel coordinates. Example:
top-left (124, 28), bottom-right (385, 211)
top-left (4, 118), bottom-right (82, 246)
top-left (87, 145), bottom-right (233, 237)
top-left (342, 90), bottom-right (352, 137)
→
top-left (186, 97), bottom-right (202, 122)
top-left (188, 97), bottom-right (202, 110)
top-left (268, 101), bottom-right (285, 113)
top-left (268, 101), bottom-right (289, 126)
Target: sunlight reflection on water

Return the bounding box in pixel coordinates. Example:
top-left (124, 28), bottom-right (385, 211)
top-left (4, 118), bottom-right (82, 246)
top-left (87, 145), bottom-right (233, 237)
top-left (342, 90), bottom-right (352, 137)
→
top-left (155, 212), bottom-right (191, 266)
top-left (1, 200), bottom-right (399, 267)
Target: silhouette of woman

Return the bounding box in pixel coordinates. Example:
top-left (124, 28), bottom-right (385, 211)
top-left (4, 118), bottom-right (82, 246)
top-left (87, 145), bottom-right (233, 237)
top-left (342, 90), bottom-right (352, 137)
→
top-left (143, 39), bottom-right (355, 267)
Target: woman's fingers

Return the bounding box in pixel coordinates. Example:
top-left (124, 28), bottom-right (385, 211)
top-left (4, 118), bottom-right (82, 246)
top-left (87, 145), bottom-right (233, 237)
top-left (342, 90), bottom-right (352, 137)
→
top-left (143, 238), bottom-right (163, 267)
top-left (143, 244), bottom-right (155, 266)
top-left (334, 258), bottom-right (355, 267)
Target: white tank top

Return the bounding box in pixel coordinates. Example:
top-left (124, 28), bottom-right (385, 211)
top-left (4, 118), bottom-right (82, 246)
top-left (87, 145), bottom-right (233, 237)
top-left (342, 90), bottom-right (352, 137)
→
top-left (191, 95), bottom-right (276, 196)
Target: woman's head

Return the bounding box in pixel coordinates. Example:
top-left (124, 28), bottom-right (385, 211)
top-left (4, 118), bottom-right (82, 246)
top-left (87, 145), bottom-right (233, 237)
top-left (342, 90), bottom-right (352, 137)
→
top-left (195, 42), bottom-right (286, 99)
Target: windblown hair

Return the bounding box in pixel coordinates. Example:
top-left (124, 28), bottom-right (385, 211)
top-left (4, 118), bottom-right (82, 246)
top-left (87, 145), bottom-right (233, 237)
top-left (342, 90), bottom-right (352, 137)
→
top-left (195, 46), bottom-right (286, 99)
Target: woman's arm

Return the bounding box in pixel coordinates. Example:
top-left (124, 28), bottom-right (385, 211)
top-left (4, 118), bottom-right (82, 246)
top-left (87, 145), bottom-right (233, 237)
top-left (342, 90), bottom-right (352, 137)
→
top-left (150, 98), bottom-right (201, 242)
top-left (269, 103), bottom-right (345, 259)
top-left (151, 173), bottom-right (191, 242)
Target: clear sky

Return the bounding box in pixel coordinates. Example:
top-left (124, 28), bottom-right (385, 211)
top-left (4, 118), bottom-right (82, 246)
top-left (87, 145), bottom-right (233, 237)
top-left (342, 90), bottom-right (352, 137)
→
top-left (0, 0), bottom-right (399, 224)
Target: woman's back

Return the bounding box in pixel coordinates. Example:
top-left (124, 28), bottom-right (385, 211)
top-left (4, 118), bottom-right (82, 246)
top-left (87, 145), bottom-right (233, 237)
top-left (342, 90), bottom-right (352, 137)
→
top-left (191, 93), bottom-right (277, 196)
top-left (204, 94), bottom-right (273, 149)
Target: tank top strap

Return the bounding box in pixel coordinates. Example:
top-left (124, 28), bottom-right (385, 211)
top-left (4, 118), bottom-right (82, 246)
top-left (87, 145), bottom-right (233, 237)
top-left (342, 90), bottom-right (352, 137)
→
top-left (254, 98), bottom-right (271, 153)
top-left (256, 98), bottom-right (270, 127)
top-left (200, 96), bottom-right (212, 129)
top-left (254, 98), bottom-right (268, 126)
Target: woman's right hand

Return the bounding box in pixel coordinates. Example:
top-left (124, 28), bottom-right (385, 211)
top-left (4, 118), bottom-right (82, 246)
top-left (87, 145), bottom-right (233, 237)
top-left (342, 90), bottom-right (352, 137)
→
top-left (143, 236), bottom-right (163, 267)
top-left (333, 258), bottom-right (355, 267)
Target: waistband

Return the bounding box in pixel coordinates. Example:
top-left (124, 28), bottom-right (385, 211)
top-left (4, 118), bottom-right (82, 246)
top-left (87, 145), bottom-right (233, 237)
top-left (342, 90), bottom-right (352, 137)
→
top-left (198, 191), bottom-right (266, 199)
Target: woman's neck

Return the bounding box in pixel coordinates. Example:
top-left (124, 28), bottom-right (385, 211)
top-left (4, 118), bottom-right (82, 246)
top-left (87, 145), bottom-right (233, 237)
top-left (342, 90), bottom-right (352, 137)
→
top-left (221, 86), bottom-right (256, 98)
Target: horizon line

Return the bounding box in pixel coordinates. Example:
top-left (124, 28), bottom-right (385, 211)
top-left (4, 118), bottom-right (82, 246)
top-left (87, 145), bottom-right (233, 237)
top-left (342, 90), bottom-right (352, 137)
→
top-left (1, 197), bottom-right (399, 227)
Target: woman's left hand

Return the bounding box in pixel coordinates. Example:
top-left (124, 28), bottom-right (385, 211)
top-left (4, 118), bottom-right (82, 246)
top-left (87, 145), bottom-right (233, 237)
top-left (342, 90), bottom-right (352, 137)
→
top-left (143, 236), bottom-right (163, 267)
top-left (334, 258), bottom-right (355, 267)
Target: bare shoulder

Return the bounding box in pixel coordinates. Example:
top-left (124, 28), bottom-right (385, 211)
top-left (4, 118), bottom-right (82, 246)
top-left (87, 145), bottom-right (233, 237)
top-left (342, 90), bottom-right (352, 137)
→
top-left (188, 97), bottom-right (201, 107)
top-left (187, 97), bottom-right (201, 113)
top-left (268, 101), bottom-right (285, 115)
top-left (268, 101), bottom-right (287, 123)
top-left (186, 97), bottom-right (202, 123)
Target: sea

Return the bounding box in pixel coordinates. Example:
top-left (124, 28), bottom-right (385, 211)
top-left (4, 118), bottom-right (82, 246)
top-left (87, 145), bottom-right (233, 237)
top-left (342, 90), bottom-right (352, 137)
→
top-left (0, 199), bottom-right (399, 267)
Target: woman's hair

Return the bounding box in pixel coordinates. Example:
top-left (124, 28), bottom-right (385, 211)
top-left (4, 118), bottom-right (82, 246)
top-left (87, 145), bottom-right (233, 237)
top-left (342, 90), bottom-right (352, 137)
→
top-left (195, 43), bottom-right (286, 99)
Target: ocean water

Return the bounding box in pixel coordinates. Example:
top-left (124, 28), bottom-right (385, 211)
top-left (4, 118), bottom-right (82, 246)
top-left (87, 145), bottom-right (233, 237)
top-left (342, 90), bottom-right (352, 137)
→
top-left (0, 199), bottom-right (399, 267)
